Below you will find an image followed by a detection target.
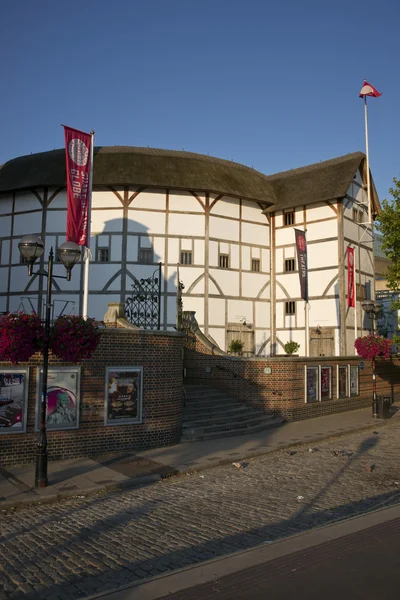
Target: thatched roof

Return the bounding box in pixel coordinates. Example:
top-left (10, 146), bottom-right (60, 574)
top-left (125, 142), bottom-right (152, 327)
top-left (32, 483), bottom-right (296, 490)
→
top-left (0, 146), bottom-right (276, 205)
top-left (0, 147), bottom-right (380, 213)
top-left (264, 151), bottom-right (380, 215)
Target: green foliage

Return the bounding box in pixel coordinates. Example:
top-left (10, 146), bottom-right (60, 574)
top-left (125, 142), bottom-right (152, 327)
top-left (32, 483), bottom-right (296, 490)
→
top-left (229, 339), bottom-right (244, 354)
top-left (284, 340), bottom-right (300, 355)
top-left (376, 177), bottom-right (400, 298)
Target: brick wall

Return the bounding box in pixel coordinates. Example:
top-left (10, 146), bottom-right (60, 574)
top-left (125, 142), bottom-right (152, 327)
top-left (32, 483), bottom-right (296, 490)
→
top-left (1, 328), bottom-right (185, 467)
top-left (184, 334), bottom-right (400, 421)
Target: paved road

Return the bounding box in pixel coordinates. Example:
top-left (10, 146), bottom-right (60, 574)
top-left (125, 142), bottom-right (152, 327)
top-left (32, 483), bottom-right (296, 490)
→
top-left (2, 422), bottom-right (400, 599)
top-left (157, 516), bottom-right (400, 600)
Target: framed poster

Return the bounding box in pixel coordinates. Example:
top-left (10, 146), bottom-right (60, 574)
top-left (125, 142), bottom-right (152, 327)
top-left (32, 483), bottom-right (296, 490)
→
top-left (349, 366), bottom-right (359, 396)
top-left (0, 369), bottom-right (29, 434)
top-left (36, 367), bottom-right (80, 431)
top-left (305, 366), bottom-right (319, 403)
top-left (337, 365), bottom-right (348, 398)
top-left (320, 366), bottom-right (332, 401)
top-left (105, 367), bottom-right (143, 426)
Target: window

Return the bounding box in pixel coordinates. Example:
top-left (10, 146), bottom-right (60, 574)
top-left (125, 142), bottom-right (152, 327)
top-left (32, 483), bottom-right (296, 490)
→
top-left (356, 283), bottom-right (366, 301)
top-left (251, 258), bottom-right (260, 272)
top-left (139, 248), bottom-right (153, 264)
top-left (219, 254), bottom-right (229, 269)
top-left (352, 208), bottom-right (358, 222)
top-left (285, 258), bottom-right (295, 272)
top-left (285, 301), bottom-right (295, 315)
top-left (353, 208), bottom-right (364, 223)
top-left (284, 211), bottom-right (295, 226)
top-left (180, 251), bottom-right (192, 265)
top-left (97, 248), bottom-right (109, 262)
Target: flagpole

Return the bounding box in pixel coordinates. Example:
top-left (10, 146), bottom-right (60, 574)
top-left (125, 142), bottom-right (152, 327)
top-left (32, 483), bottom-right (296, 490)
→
top-left (305, 227), bottom-right (309, 357)
top-left (364, 94), bottom-right (372, 225)
top-left (83, 130), bottom-right (95, 319)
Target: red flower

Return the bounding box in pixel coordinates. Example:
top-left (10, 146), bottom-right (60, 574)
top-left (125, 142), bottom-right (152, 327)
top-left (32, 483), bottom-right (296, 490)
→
top-left (50, 316), bottom-right (101, 362)
top-left (0, 312), bottom-right (44, 364)
top-left (355, 335), bottom-right (392, 361)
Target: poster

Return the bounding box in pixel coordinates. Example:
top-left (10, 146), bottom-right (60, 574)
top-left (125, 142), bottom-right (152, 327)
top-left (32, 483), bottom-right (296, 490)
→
top-left (306, 366), bottom-right (318, 403)
top-left (338, 366), bottom-right (348, 398)
top-left (36, 367), bottom-right (80, 431)
top-left (105, 367), bottom-right (143, 425)
top-left (0, 369), bottom-right (29, 433)
top-left (320, 367), bottom-right (332, 400)
top-left (350, 366), bottom-right (359, 396)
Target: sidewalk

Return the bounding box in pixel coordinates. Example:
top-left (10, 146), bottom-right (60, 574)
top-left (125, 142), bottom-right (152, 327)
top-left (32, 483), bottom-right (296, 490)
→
top-left (1, 404), bottom-right (399, 510)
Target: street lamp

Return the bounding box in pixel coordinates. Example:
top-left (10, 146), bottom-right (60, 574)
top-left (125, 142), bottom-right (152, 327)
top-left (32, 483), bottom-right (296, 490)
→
top-left (18, 234), bottom-right (81, 487)
top-left (361, 299), bottom-right (383, 418)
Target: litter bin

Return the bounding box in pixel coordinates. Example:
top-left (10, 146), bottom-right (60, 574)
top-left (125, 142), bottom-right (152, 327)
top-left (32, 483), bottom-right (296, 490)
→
top-left (377, 396), bottom-right (392, 419)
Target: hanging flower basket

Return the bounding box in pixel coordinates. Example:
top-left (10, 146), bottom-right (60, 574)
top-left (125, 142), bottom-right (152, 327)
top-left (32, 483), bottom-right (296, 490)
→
top-left (354, 334), bottom-right (391, 361)
top-left (50, 316), bottom-right (101, 363)
top-left (0, 312), bottom-right (44, 364)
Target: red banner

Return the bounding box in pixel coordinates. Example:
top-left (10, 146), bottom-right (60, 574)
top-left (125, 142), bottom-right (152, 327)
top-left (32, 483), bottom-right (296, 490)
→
top-left (347, 246), bottom-right (355, 307)
top-left (294, 229), bottom-right (308, 302)
top-left (64, 126), bottom-right (92, 247)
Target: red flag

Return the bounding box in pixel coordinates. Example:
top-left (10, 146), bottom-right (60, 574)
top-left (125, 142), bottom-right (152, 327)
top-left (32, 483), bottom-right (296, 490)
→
top-left (347, 247), bottom-right (355, 307)
top-left (295, 229), bottom-right (308, 302)
top-left (64, 126), bottom-right (92, 247)
top-left (359, 80), bottom-right (382, 98)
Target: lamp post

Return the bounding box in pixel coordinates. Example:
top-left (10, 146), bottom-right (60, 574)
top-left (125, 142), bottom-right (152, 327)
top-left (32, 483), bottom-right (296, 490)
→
top-left (18, 235), bottom-right (81, 487)
top-left (361, 299), bottom-right (383, 418)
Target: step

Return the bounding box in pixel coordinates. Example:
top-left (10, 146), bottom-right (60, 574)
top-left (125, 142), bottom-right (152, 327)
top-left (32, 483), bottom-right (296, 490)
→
top-left (181, 418), bottom-right (284, 442)
top-left (182, 408), bottom-right (274, 426)
top-left (184, 391), bottom-right (233, 402)
top-left (182, 405), bottom-right (265, 421)
top-left (182, 414), bottom-right (277, 435)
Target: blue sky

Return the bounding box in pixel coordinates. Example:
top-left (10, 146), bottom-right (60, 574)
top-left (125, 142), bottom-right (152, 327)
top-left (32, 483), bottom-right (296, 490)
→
top-left (0, 0), bottom-right (398, 201)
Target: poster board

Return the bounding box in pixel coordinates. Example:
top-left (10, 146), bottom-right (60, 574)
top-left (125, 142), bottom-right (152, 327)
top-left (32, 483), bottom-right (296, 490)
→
top-left (0, 369), bottom-right (29, 434)
top-left (305, 366), bottom-right (319, 403)
top-left (105, 367), bottom-right (143, 426)
top-left (36, 367), bottom-right (80, 431)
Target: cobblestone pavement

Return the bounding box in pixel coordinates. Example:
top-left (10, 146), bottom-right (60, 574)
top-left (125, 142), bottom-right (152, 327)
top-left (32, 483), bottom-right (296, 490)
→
top-left (2, 422), bottom-right (400, 599)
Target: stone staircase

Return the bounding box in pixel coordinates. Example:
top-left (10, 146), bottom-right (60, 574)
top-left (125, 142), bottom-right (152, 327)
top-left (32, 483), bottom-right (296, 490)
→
top-left (181, 383), bottom-right (284, 442)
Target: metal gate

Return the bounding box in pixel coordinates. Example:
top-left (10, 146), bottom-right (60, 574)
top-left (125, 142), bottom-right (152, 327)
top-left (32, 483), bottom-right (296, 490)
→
top-left (124, 264), bottom-right (162, 329)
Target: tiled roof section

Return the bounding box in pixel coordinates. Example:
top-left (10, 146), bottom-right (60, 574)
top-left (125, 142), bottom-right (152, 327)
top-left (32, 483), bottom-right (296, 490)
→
top-left (264, 151), bottom-right (380, 215)
top-left (0, 146), bottom-right (277, 205)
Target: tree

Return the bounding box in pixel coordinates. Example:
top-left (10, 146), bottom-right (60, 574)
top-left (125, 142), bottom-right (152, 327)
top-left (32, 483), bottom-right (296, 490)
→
top-left (376, 176), bottom-right (400, 294)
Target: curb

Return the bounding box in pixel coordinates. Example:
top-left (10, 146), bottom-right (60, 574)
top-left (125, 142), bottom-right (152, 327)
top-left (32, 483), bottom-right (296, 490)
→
top-left (0, 473), bottom-right (163, 512)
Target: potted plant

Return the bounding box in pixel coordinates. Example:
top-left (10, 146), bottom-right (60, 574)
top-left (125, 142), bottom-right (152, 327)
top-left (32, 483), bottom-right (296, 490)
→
top-left (0, 312), bottom-right (44, 364)
top-left (229, 339), bottom-right (244, 356)
top-left (284, 341), bottom-right (300, 356)
top-left (50, 316), bottom-right (101, 363)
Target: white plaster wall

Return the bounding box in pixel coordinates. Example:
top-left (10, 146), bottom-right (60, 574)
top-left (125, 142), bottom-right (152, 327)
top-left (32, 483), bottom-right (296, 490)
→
top-left (177, 267), bottom-right (204, 291)
top-left (194, 239), bottom-right (205, 264)
top-left (209, 241), bottom-right (219, 267)
top-left (0, 195), bottom-right (13, 214)
top-left (169, 190), bottom-right (200, 213)
top-left (209, 216), bottom-right (239, 241)
top-left (308, 268), bottom-right (339, 297)
top-left (211, 196), bottom-right (240, 219)
top-left (126, 236), bottom-right (139, 262)
top-left (255, 330), bottom-right (270, 354)
top-left (227, 300), bottom-right (253, 324)
top-left (209, 268), bottom-right (239, 296)
top-left (169, 213), bottom-right (205, 237)
top-left (242, 272), bottom-right (270, 298)
top-left (90, 264), bottom-right (119, 291)
top-left (307, 241), bottom-right (338, 269)
top-left (9, 266), bottom-right (31, 292)
top-left (207, 328), bottom-right (226, 351)
top-left (92, 209), bottom-right (124, 234)
top-left (230, 244), bottom-right (240, 269)
top-left (87, 294), bottom-right (121, 321)
top-left (306, 220), bottom-right (337, 242)
top-left (14, 192), bottom-right (42, 212)
top-left (152, 237), bottom-right (165, 263)
top-left (241, 199), bottom-right (268, 224)
top-left (309, 298), bottom-right (339, 327)
top-left (105, 275), bottom-right (122, 291)
top-left (13, 213), bottom-right (42, 237)
top-left (110, 234), bottom-right (123, 262)
top-left (306, 202), bottom-right (337, 222)
top-left (92, 190), bottom-right (124, 209)
top-left (183, 295), bottom-right (205, 325)
top-left (275, 227), bottom-right (299, 246)
top-left (276, 276), bottom-right (296, 300)
top-left (167, 238), bottom-right (179, 265)
top-left (0, 267), bottom-right (8, 292)
top-left (48, 189), bottom-right (67, 209)
top-left (128, 209), bottom-right (166, 234)
top-left (1, 240), bottom-right (10, 265)
top-left (51, 263), bottom-right (82, 291)
top-left (208, 297), bottom-right (226, 326)
top-left (46, 210), bottom-right (67, 232)
top-left (241, 246), bottom-right (251, 271)
top-left (241, 222), bottom-right (269, 246)
top-left (188, 276), bottom-right (205, 295)
top-left (255, 301), bottom-right (270, 328)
